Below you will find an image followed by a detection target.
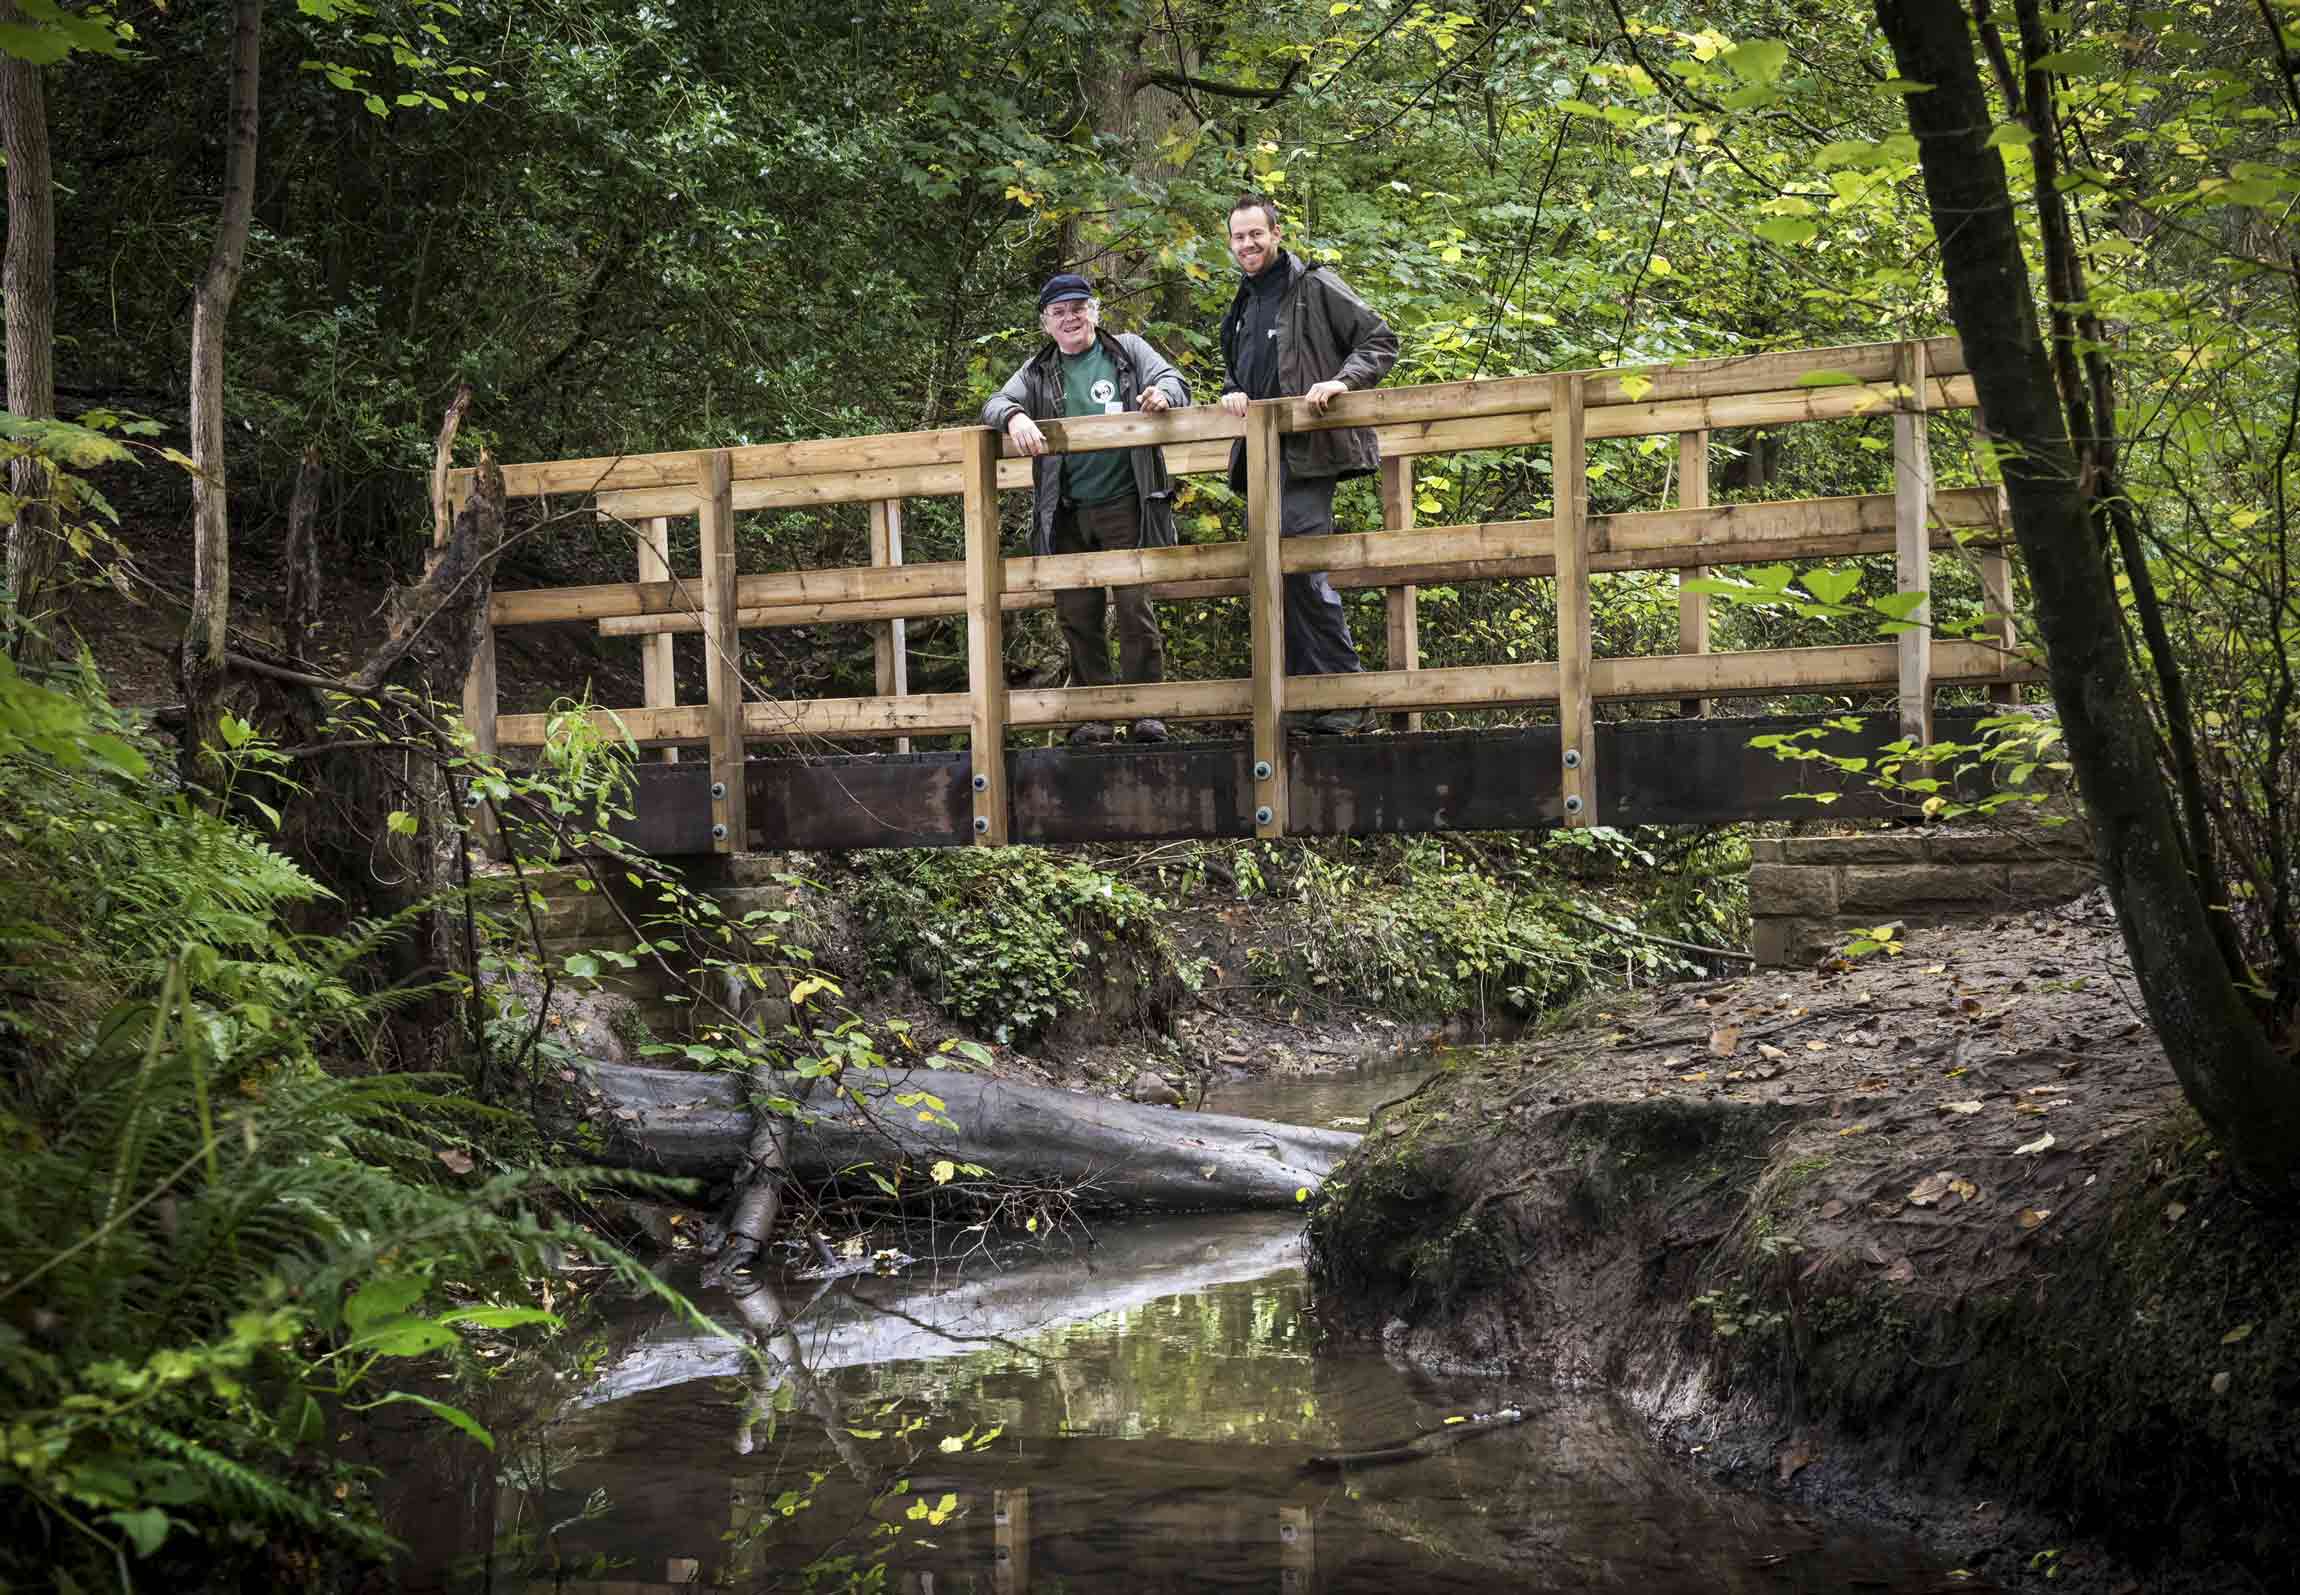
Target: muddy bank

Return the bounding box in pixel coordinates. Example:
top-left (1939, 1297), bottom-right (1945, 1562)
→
top-left (1306, 895), bottom-right (2299, 1590)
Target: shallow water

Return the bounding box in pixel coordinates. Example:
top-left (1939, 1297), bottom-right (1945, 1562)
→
top-left (1199, 1058), bottom-right (1433, 1130)
top-left (434, 1196), bottom-right (1987, 1594)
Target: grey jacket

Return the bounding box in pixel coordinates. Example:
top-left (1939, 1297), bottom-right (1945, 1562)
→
top-left (979, 330), bottom-right (1192, 556)
top-left (1221, 251), bottom-right (1399, 485)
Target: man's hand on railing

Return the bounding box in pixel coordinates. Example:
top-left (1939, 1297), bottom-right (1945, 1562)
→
top-left (1305, 379), bottom-right (1349, 413)
top-left (1138, 388), bottom-right (1171, 415)
top-left (1006, 414), bottom-right (1049, 457)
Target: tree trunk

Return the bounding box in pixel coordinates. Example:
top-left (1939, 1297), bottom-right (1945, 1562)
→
top-left (570, 1062), bottom-right (1360, 1213)
top-left (1875, 0), bottom-right (2300, 1197)
top-left (1, 5), bottom-right (57, 667)
top-left (179, 0), bottom-right (261, 784)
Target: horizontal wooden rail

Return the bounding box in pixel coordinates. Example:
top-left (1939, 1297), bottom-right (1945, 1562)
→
top-left (491, 639), bottom-right (2035, 748)
top-left (580, 372), bottom-right (1979, 520)
top-left (538, 485), bottom-right (2003, 635)
top-left (467, 336), bottom-right (1968, 504)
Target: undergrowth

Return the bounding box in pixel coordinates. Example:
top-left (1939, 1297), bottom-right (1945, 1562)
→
top-left (0, 657), bottom-right (690, 1589)
top-left (847, 847), bottom-right (1178, 1044)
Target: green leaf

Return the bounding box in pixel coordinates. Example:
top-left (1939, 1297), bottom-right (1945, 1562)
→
top-left (345, 1274), bottom-right (426, 1334)
top-left (1985, 123), bottom-right (2035, 149)
top-left (1724, 39), bottom-right (1788, 85)
top-left (351, 1317), bottom-right (460, 1357)
top-left (562, 952), bottom-right (599, 978)
top-left (435, 1306), bottom-right (561, 1330)
top-left (1872, 590), bottom-right (1929, 621)
top-left (1798, 567), bottom-right (1862, 606)
top-left (355, 1391), bottom-right (496, 1450)
top-left (106, 1508), bottom-right (170, 1558)
top-left (1753, 217), bottom-right (1817, 246)
top-left (0, 22), bottom-right (75, 64)
top-left (386, 809), bottom-right (419, 835)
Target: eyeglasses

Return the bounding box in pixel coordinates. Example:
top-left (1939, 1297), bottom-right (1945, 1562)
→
top-left (1044, 299), bottom-right (1096, 319)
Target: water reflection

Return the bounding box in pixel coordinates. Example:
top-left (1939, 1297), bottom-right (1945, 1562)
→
top-left (465, 1214), bottom-right (1985, 1594)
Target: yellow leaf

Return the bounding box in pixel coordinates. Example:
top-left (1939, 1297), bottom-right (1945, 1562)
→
top-left (2222, 1322), bottom-right (2254, 1344)
top-left (931, 1159), bottom-right (957, 1185)
top-left (1619, 372), bottom-right (1654, 402)
top-left (1838, 1123), bottom-right (1869, 1137)
top-left (1708, 1025), bottom-right (1742, 1057)
top-left (2017, 1207), bottom-right (2051, 1229)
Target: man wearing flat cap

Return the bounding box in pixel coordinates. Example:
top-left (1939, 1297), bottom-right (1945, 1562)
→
top-left (982, 273), bottom-right (1191, 744)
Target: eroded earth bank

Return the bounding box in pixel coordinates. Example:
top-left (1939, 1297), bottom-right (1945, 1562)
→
top-left (1306, 892), bottom-right (2299, 1592)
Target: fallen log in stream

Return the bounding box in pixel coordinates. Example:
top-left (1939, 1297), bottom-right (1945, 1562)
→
top-left (571, 1062), bottom-right (1362, 1213)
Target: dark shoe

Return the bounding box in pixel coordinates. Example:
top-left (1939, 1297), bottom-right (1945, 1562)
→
top-left (1067, 721), bottom-right (1117, 745)
top-left (1130, 717), bottom-right (1169, 743)
top-left (1303, 709), bottom-right (1369, 736)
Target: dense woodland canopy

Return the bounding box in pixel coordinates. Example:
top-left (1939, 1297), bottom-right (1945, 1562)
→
top-left (6, 0), bottom-right (2300, 1582)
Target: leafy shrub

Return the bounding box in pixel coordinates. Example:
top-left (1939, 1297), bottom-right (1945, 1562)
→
top-left (849, 849), bottom-right (1177, 1044)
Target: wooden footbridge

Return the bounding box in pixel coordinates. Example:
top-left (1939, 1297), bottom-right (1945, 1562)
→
top-left (448, 338), bottom-right (2032, 855)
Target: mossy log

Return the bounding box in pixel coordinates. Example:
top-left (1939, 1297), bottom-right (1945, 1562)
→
top-left (573, 1061), bottom-right (1359, 1213)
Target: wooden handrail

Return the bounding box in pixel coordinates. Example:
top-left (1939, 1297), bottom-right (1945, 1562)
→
top-left (489, 641), bottom-right (2039, 748)
top-left (460, 336), bottom-right (1970, 502)
top-left (504, 486), bottom-right (2005, 632)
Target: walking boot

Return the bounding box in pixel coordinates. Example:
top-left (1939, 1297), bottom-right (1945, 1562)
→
top-left (1129, 717), bottom-right (1170, 743)
top-left (1067, 721), bottom-right (1117, 745)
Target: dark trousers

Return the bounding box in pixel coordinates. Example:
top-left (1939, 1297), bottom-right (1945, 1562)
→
top-left (1278, 466), bottom-right (1365, 676)
top-left (1053, 495), bottom-right (1165, 689)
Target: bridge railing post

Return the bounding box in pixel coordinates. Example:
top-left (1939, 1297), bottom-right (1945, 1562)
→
top-left (1894, 340), bottom-right (1934, 748)
top-left (1247, 401), bottom-right (1288, 840)
top-left (1553, 372), bottom-right (1595, 828)
top-left (869, 498), bottom-right (911, 753)
top-left (639, 515), bottom-right (679, 763)
top-left (1676, 428), bottom-right (1711, 719)
top-left (1380, 456), bottom-right (1421, 734)
top-left (450, 477), bottom-right (501, 856)
top-left (1971, 406), bottom-right (2020, 705)
top-left (962, 430), bottom-right (1008, 844)
top-left (698, 448), bottom-right (748, 853)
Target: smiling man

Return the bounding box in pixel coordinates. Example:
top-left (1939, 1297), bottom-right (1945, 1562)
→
top-left (1219, 192), bottom-right (1399, 734)
top-left (982, 274), bottom-right (1191, 744)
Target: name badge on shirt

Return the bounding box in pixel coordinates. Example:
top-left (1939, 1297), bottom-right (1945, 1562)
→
top-left (1104, 400), bottom-right (1123, 414)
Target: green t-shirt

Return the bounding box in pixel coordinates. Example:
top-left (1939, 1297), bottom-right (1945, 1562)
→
top-left (1058, 341), bottom-right (1135, 506)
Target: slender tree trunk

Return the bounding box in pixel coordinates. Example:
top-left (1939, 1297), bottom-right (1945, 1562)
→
top-left (1875, 0), bottom-right (2300, 1197)
top-left (1, 5), bottom-right (58, 667)
top-left (180, 0), bottom-right (261, 783)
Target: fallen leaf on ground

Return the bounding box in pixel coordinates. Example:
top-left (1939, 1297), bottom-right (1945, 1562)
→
top-left (2014, 1132), bottom-right (2056, 1155)
top-left (1819, 1198), bottom-right (1848, 1219)
top-left (436, 1149), bottom-right (474, 1175)
top-left (1838, 1123), bottom-right (1869, 1137)
top-left (1709, 1025), bottom-right (1742, 1057)
top-left (2211, 1371), bottom-right (2231, 1395)
top-left (1908, 1171), bottom-right (1958, 1206)
top-left (1949, 1177), bottom-right (1979, 1200)
top-left (1939, 1100), bottom-right (1983, 1115)
top-left (1679, 1070), bottom-right (1710, 1082)
top-left (1806, 1040), bottom-right (1829, 1052)
top-left (1758, 1042), bottom-right (1788, 1061)
top-left (1883, 1257), bottom-right (1916, 1284)
top-left (2221, 1322), bottom-right (2253, 1344)
top-left (2017, 1207), bottom-right (2051, 1229)
top-left (2164, 1200), bottom-right (2188, 1224)
top-left (1925, 963), bottom-right (1947, 974)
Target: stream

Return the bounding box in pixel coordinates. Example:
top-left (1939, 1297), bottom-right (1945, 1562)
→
top-left (405, 1065), bottom-right (1987, 1593)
